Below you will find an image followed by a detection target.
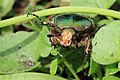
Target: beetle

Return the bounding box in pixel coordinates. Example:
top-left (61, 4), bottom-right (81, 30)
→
top-left (27, 13), bottom-right (99, 62)
top-left (48, 13), bottom-right (97, 53)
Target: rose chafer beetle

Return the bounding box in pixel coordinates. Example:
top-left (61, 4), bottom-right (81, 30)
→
top-left (27, 13), bottom-right (99, 60)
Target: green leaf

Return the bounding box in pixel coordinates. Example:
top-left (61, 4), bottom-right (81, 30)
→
top-left (105, 63), bottom-right (118, 76)
top-left (70, 0), bottom-right (116, 17)
top-left (0, 31), bottom-right (41, 74)
top-left (117, 0), bottom-right (120, 5)
top-left (88, 58), bottom-right (100, 76)
top-left (70, 0), bottom-right (116, 8)
top-left (1, 26), bottom-right (13, 36)
top-left (102, 76), bottom-right (120, 80)
top-left (36, 26), bottom-right (52, 57)
top-left (92, 21), bottom-right (120, 65)
top-left (93, 76), bottom-right (101, 80)
top-left (50, 47), bottom-right (59, 56)
top-left (60, 47), bottom-right (89, 73)
top-left (50, 58), bottom-right (58, 75)
top-left (0, 72), bottom-right (67, 80)
top-left (117, 62), bottom-right (120, 71)
top-left (98, 19), bottom-right (111, 26)
top-left (22, 22), bottom-right (39, 31)
top-left (0, 0), bottom-right (15, 17)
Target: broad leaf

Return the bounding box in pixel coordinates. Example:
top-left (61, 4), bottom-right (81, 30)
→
top-left (92, 21), bottom-right (120, 65)
top-left (70, 0), bottom-right (116, 17)
top-left (0, 72), bottom-right (66, 80)
top-left (88, 58), bottom-right (100, 76)
top-left (1, 26), bottom-right (14, 36)
top-left (0, 31), bottom-right (40, 74)
top-left (102, 76), bottom-right (120, 80)
top-left (50, 58), bottom-right (58, 75)
top-left (117, 62), bottom-right (120, 71)
top-left (70, 0), bottom-right (116, 8)
top-left (0, 0), bottom-right (15, 17)
top-left (36, 26), bottom-right (52, 57)
top-left (105, 64), bottom-right (118, 76)
top-left (60, 47), bottom-right (89, 73)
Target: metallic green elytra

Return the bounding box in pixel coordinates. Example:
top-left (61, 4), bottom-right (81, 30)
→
top-left (52, 13), bottom-right (96, 31)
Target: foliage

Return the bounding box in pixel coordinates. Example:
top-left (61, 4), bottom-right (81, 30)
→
top-left (0, 0), bottom-right (120, 80)
top-left (0, 72), bottom-right (66, 80)
top-left (0, 0), bottom-right (15, 17)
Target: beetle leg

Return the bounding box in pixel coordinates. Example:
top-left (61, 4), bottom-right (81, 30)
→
top-left (83, 37), bottom-right (90, 65)
top-left (72, 35), bottom-right (78, 48)
top-left (49, 22), bottom-right (62, 31)
top-left (85, 37), bottom-right (90, 54)
top-left (83, 53), bottom-right (88, 65)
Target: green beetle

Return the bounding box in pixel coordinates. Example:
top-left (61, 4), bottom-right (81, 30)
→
top-left (47, 13), bottom-right (97, 54)
top-left (28, 13), bottom-right (98, 54)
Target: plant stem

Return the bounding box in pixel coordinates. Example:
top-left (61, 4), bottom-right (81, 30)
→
top-left (62, 58), bottom-right (80, 80)
top-left (0, 6), bottom-right (120, 28)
